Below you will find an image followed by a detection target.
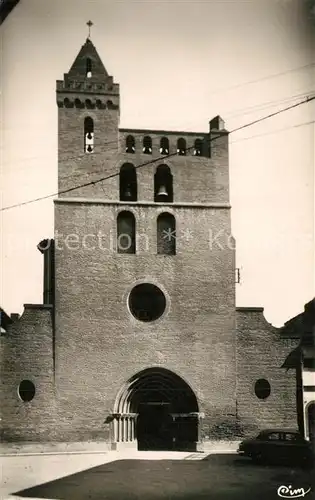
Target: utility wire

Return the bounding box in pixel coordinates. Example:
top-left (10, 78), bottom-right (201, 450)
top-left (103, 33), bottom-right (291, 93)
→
top-left (224, 90), bottom-right (315, 119)
top-left (228, 95), bottom-right (314, 134)
top-left (1, 94), bottom-right (314, 213)
top-left (230, 120), bottom-right (315, 144)
top-left (64, 119), bottom-right (315, 180)
top-left (2, 90), bottom-right (314, 169)
top-left (208, 62), bottom-right (315, 96)
top-left (40, 118), bottom-right (315, 185)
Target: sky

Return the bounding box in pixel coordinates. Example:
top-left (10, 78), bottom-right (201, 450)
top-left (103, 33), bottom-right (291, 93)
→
top-left (0, 0), bottom-right (314, 326)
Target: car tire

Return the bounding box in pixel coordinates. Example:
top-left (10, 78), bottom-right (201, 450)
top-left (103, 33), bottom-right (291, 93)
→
top-left (252, 452), bottom-right (263, 464)
top-left (302, 455), bottom-right (313, 470)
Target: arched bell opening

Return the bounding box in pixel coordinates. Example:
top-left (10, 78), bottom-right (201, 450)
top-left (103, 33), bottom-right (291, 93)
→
top-left (142, 136), bottom-right (152, 155)
top-left (86, 57), bottom-right (92, 78)
top-left (154, 165), bottom-right (173, 203)
top-left (113, 367), bottom-right (199, 451)
top-left (126, 135), bottom-right (136, 154)
top-left (84, 117), bottom-right (94, 153)
top-left (193, 138), bottom-right (203, 156)
top-left (160, 137), bottom-right (169, 155)
top-left (119, 163), bottom-right (137, 202)
top-left (177, 137), bottom-right (186, 156)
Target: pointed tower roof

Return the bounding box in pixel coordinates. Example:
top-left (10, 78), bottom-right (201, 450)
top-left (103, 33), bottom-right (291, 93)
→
top-left (56, 36), bottom-right (119, 101)
top-left (67, 38), bottom-right (109, 81)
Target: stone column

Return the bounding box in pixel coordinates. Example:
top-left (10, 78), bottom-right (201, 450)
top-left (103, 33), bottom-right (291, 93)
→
top-left (196, 412), bottom-right (204, 451)
top-left (121, 416), bottom-right (125, 442)
top-left (130, 416), bottom-right (134, 441)
top-left (125, 416), bottom-right (129, 442)
top-left (113, 417), bottom-right (118, 442)
top-left (117, 416), bottom-right (121, 442)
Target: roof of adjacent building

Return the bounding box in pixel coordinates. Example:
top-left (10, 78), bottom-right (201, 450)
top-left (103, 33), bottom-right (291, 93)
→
top-left (280, 298), bottom-right (315, 339)
top-left (280, 299), bottom-right (315, 369)
top-left (258, 428), bottom-right (300, 434)
top-left (0, 307), bottom-right (12, 331)
top-left (0, 0), bottom-right (20, 24)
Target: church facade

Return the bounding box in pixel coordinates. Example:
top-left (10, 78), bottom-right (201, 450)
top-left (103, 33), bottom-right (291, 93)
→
top-left (1, 38), bottom-right (312, 451)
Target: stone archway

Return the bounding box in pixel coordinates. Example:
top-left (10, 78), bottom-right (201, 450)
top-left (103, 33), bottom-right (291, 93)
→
top-left (113, 367), bottom-right (200, 451)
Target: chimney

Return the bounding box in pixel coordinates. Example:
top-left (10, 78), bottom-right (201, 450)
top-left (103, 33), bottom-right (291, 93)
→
top-left (209, 115), bottom-right (226, 132)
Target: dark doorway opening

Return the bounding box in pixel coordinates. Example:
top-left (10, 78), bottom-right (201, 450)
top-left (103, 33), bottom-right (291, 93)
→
top-left (115, 367), bottom-right (199, 452)
top-left (137, 403), bottom-right (173, 451)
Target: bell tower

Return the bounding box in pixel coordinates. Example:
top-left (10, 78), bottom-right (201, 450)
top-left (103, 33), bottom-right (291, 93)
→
top-left (56, 33), bottom-right (120, 198)
top-left (53, 34), bottom-right (237, 447)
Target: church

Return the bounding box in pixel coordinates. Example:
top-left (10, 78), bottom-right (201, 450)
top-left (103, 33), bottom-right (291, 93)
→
top-left (1, 36), bottom-right (314, 451)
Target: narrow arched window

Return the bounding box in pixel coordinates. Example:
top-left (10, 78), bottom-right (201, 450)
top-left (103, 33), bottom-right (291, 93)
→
top-left (194, 138), bottom-right (202, 156)
top-left (160, 137), bottom-right (169, 155)
top-left (85, 99), bottom-right (93, 109)
top-left (154, 165), bottom-right (173, 203)
top-left (119, 164), bottom-right (137, 202)
top-left (157, 213), bottom-right (176, 255)
top-left (117, 211), bottom-right (136, 254)
top-left (84, 117), bottom-right (94, 153)
top-left (86, 58), bottom-right (92, 78)
top-left (177, 138), bottom-right (186, 156)
top-left (126, 135), bottom-right (135, 154)
top-left (107, 100), bottom-right (115, 110)
top-left (143, 136), bottom-right (152, 155)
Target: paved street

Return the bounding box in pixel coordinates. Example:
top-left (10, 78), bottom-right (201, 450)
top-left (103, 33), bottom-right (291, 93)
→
top-left (1, 451), bottom-right (314, 500)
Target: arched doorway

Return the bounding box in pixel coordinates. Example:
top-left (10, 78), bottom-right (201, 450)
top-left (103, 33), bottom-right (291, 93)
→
top-left (114, 367), bottom-right (199, 451)
top-left (307, 403), bottom-right (315, 443)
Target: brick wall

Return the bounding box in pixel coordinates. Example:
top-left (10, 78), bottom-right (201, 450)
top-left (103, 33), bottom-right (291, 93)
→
top-left (57, 99), bottom-right (120, 197)
top-left (236, 308), bottom-right (299, 437)
top-left (57, 116), bottom-right (229, 205)
top-left (0, 305), bottom-right (55, 441)
top-left (53, 200), bottom-right (236, 442)
top-left (118, 129), bottom-right (229, 204)
top-left (53, 62), bottom-right (236, 443)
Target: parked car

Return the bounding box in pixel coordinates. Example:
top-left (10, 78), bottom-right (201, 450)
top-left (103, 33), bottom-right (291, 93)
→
top-left (237, 429), bottom-right (314, 466)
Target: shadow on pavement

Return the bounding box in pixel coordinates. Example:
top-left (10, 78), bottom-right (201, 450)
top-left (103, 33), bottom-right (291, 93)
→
top-left (13, 454), bottom-right (314, 500)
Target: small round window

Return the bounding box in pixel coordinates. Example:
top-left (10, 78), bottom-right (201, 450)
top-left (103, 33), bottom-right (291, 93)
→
top-left (129, 283), bottom-right (166, 322)
top-left (254, 379), bottom-right (271, 400)
top-left (18, 380), bottom-right (35, 402)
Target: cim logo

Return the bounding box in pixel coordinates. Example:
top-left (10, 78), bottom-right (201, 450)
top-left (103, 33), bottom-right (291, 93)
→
top-left (277, 485), bottom-right (311, 498)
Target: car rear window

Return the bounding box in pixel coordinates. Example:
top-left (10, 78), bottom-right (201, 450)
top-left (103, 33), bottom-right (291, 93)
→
top-left (267, 432), bottom-right (280, 440)
top-left (284, 433), bottom-right (299, 441)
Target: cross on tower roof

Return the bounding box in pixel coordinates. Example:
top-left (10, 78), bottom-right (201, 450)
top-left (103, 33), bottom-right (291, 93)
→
top-left (87, 20), bottom-right (93, 38)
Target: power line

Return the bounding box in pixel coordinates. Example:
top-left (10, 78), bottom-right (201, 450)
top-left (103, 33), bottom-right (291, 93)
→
top-left (40, 118), bottom-right (315, 185)
top-left (224, 90), bottom-right (315, 119)
top-left (66, 119), bottom-right (315, 180)
top-left (1, 94), bottom-right (314, 213)
top-left (230, 120), bottom-right (315, 144)
top-left (2, 90), bottom-right (314, 169)
top-left (208, 62), bottom-right (315, 96)
top-left (0, 138), bottom-right (120, 167)
top-left (228, 95), bottom-right (314, 134)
